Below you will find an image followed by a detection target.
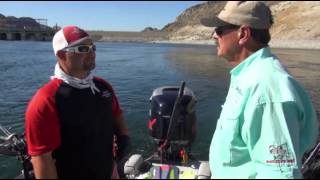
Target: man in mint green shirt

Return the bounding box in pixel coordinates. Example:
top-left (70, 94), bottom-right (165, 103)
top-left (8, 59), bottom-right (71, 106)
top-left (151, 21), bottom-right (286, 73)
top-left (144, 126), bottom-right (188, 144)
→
top-left (201, 1), bottom-right (318, 178)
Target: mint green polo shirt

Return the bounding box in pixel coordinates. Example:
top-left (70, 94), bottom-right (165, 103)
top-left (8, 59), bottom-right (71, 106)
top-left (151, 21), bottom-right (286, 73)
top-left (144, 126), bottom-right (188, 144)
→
top-left (209, 47), bottom-right (318, 179)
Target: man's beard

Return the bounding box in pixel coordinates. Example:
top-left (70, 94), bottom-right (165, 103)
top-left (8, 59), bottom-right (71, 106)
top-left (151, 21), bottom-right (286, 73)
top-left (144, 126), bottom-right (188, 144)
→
top-left (83, 60), bottom-right (96, 71)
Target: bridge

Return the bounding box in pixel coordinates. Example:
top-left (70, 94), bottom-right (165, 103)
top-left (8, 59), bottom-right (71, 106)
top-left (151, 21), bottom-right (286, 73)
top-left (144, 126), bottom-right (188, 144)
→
top-left (0, 19), bottom-right (57, 41)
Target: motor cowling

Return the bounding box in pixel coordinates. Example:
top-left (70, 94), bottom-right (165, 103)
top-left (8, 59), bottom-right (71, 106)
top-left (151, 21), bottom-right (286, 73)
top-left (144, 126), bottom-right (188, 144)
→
top-left (148, 86), bottom-right (197, 148)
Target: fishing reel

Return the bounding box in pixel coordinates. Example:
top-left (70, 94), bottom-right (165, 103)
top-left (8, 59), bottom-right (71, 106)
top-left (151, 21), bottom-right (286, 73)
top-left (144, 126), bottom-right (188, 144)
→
top-left (0, 133), bottom-right (27, 157)
top-left (0, 125), bottom-right (33, 179)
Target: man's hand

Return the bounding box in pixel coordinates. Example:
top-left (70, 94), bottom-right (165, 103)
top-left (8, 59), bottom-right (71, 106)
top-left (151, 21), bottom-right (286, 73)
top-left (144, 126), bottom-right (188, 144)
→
top-left (114, 114), bottom-right (131, 161)
top-left (116, 135), bottom-right (132, 161)
top-left (114, 114), bottom-right (131, 178)
top-left (115, 135), bottom-right (132, 179)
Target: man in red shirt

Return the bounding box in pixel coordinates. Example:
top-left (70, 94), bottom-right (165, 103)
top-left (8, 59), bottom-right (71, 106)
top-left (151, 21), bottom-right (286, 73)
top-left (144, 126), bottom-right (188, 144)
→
top-left (25, 26), bottom-right (130, 178)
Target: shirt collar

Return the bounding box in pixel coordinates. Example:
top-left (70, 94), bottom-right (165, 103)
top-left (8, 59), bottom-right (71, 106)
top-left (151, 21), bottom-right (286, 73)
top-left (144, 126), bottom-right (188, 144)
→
top-left (230, 47), bottom-right (272, 77)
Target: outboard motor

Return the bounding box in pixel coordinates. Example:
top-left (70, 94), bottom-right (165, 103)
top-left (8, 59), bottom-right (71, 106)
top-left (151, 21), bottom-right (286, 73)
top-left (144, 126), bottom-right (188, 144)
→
top-left (148, 83), bottom-right (197, 163)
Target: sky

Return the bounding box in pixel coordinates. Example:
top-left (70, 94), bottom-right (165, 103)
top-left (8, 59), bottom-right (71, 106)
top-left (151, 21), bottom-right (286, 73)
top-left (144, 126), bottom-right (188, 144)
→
top-left (0, 1), bottom-right (204, 31)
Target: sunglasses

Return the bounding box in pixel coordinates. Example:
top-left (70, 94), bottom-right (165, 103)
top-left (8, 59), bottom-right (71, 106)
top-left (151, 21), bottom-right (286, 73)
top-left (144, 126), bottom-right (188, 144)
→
top-left (214, 25), bottom-right (240, 37)
top-left (63, 44), bottom-right (96, 53)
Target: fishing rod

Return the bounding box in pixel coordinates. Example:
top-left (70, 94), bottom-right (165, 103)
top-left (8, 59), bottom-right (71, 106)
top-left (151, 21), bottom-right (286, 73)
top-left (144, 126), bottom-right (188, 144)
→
top-left (158, 81), bottom-right (186, 163)
top-left (0, 124), bottom-right (12, 137)
top-left (302, 141), bottom-right (320, 175)
top-left (165, 81), bottom-right (186, 144)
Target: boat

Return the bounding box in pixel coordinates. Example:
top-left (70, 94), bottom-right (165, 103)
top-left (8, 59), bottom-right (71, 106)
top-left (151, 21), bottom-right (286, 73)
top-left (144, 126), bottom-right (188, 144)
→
top-left (2, 81), bottom-right (318, 179)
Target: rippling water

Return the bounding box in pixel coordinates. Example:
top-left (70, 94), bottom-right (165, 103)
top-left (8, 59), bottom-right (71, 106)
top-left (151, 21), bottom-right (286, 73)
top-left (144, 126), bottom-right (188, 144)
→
top-left (0, 41), bottom-right (319, 178)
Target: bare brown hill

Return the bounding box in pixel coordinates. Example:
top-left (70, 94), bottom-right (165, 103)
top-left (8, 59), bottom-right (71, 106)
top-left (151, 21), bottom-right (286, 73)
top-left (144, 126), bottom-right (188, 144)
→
top-left (162, 1), bottom-right (320, 42)
top-left (270, 1), bottom-right (320, 40)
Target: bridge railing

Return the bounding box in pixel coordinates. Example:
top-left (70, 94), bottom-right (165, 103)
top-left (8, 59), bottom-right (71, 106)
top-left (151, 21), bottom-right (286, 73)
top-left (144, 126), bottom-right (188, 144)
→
top-left (0, 25), bottom-right (54, 32)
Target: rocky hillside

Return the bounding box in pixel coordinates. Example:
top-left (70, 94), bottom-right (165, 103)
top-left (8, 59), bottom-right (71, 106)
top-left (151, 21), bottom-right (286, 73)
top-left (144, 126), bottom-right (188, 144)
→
top-left (0, 14), bottom-right (52, 30)
top-left (142, 27), bottom-right (161, 32)
top-left (164, 1), bottom-right (320, 41)
top-left (271, 1), bottom-right (320, 40)
top-left (161, 1), bottom-right (226, 33)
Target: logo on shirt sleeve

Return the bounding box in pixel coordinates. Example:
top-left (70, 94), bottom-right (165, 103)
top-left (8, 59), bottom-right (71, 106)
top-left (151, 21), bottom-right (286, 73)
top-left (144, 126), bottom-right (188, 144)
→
top-left (101, 91), bottom-right (112, 98)
top-left (266, 143), bottom-right (295, 164)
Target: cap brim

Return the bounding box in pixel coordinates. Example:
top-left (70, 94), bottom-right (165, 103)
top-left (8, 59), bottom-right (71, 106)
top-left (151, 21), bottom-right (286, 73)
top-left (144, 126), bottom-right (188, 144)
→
top-left (67, 36), bottom-right (92, 47)
top-left (200, 17), bottom-right (230, 27)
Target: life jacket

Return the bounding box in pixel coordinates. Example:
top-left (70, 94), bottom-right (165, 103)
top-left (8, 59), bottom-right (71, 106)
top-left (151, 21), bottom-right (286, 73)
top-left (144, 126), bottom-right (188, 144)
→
top-left (52, 78), bottom-right (116, 178)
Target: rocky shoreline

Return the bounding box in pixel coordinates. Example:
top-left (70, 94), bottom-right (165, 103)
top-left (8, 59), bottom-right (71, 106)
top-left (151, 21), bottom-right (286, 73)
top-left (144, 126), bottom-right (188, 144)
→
top-left (151, 39), bottom-right (320, 50)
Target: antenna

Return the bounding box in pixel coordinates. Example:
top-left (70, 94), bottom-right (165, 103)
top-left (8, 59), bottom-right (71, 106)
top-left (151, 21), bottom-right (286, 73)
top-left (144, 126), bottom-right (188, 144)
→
top-left (35, 18), bottom-right (48, 26)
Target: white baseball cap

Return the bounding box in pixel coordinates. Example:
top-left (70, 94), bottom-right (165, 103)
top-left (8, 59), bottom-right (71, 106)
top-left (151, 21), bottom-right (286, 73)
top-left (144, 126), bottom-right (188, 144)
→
top-left (52, 25), bottom-right (91, 55)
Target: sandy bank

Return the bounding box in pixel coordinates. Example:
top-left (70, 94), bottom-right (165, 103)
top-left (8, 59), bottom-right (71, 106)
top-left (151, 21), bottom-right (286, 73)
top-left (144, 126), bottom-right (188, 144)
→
top-left (269, 39), bottom-right (320, 50)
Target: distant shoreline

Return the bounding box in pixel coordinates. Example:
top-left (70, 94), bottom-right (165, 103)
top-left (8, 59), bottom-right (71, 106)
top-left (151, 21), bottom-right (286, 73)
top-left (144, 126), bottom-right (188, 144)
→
top-left (150, 39), bottom-right (320, 50)
top-left (90, 31), bottom-right (320, 50)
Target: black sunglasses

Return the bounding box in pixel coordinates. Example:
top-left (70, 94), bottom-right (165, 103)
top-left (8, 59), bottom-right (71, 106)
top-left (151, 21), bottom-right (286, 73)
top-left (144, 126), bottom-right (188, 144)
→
top-left (214, 24), bottom-right (240, 37)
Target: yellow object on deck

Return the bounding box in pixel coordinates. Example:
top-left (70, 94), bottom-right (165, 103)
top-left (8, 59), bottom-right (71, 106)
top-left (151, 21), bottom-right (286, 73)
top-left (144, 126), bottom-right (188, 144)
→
top-left (179, 170), bottom-right (196, 179)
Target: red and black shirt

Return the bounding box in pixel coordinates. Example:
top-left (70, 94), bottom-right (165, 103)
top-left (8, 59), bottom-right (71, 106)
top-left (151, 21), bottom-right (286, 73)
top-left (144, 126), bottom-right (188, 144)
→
top-left (25, 77), bottom-right (122, 178)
